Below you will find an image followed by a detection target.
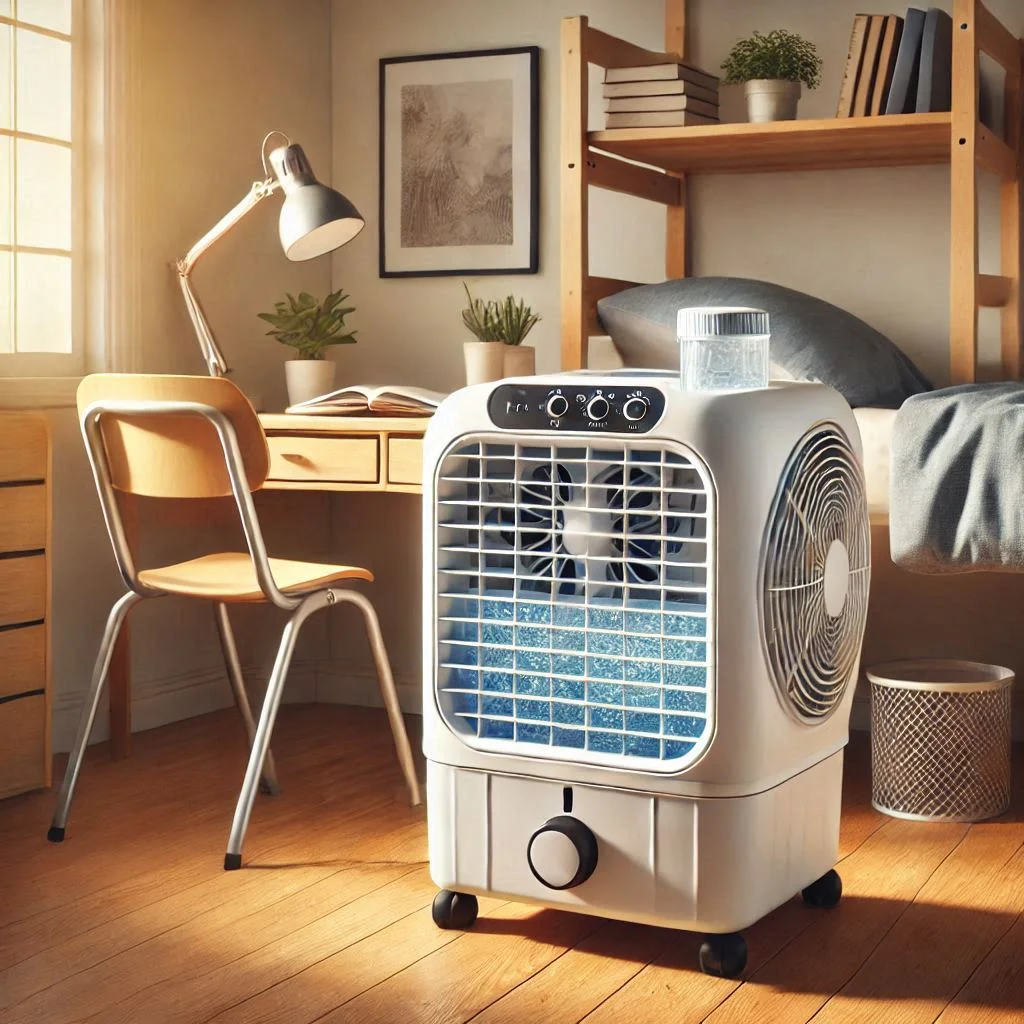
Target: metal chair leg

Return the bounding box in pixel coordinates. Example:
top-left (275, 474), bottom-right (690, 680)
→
top-left (49, 591), bottom-right (143, 841)
top-left (223, 593), bottom-right (322, 870)
top-left (335, 590), bottom-right (422, 807)
top-left (213, 602), bottom-right (280, 796)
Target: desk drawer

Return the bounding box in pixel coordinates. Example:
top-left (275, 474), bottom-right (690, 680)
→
top-left (0, 555), bottom-right (46, 627)
top-left (0, 693), bottom-right (47, 798)
top-left (0, 624), bottom-right (45, 700)
top-left (388, 438), bottom-right (423, 486)
top-left (0, 484), bottom-right (47, 552)
top-left (266, 435), bottom-right (380, 484)
top-left (0, 416), bottom-right (47, 483)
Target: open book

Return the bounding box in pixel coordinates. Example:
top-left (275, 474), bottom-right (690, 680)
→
top-left (285, 383), bottom-right (446, 416)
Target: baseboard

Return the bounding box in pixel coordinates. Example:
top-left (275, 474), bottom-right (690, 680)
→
top-left (51, 661), bottom-right (318, 754)
top-left (313, 660), bottom-right (421, 714)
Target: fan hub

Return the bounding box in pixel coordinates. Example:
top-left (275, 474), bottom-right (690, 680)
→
top-left (561, 504), bottom-right (611, 558)
top-left (822, 540), bottom-right (850, 618)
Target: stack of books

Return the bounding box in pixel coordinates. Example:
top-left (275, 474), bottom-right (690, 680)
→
top-left (602, 62), bottom-right (720, 128)
top-left (836, 8), bottom-right (952, 117)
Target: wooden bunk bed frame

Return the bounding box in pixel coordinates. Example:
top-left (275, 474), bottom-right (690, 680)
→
top-left (561, 0), bottom-right (1023, 384)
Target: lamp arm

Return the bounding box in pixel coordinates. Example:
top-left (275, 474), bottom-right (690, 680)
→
top-left (175, 178), bottom-right (282, 377)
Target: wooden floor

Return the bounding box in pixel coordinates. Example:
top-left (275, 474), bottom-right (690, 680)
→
top-left (2, 706), bottom-right (1023, 1024)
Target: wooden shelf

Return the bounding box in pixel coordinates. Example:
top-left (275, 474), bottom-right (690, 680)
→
top-left (589, 113), bottom-right (955, 175)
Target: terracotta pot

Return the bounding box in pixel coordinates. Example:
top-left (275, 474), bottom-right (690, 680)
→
top-left (285, 358), bottom-right (336, 407)
top-left (503, 345), bottom-right (536, 377)
top-left (463, 342), bottom-right (504, 386)
top-left (744, 79), bottom-right (801, 122)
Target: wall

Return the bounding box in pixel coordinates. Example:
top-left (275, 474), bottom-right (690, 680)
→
top-left (326, 0), bottom-right (1024, 718)
top-left (46, 0), bottom-right (336, 750)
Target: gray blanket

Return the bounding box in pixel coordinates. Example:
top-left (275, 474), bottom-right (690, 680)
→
top-left (890, 382), bottom-right (1024, 573)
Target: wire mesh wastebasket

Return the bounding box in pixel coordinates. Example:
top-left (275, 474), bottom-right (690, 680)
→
top-left (867, 660), bottom-right (1013, 822)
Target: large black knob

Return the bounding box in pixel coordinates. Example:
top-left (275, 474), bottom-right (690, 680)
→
top-left (527, 815), bottom-right (598, 890)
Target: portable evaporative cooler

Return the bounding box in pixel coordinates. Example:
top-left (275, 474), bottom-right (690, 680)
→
top-left (422, 371), bottom-right (870, 977)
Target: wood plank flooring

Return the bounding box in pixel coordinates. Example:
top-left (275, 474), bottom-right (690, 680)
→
top-left (1, 705), bottom-right (1022, 1023)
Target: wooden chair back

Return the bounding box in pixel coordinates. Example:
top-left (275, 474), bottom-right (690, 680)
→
top-left (77, 375), bottom-right (270, 499)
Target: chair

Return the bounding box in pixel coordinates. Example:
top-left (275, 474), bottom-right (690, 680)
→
top-left (48, 374), bottom-right (421, 869)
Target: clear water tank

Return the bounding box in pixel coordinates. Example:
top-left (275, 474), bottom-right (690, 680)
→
top-left (677, 307), bottom-right (770, 392)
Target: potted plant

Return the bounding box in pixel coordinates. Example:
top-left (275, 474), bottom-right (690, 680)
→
top-left (721, 29), bottom-right (822, 122)
top-left (461, 284), bottom-right (541, 383)
top-left (258, 289), bottom-right (356, 406)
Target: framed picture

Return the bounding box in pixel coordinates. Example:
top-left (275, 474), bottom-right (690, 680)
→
top-left (378, 46), bottom-right (539, 278)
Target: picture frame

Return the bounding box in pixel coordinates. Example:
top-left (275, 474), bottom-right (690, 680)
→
top-left (378, 46), bottom-right (539, 278)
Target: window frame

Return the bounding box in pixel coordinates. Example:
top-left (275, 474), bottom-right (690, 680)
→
top-left (0, 0), bottom-right (85, 381)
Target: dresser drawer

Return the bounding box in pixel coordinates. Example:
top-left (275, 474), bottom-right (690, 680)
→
top-left (0, 484), bottom-right (47, 552)
top-left (266, 435), bottom-right (379, 484)
top-left (0, 623), bottom-right (45, 700)
top-left (0, 555), bottom-right (46, 627)
top-left (0, 693), bottom-right (47, 798)
top-left (0, 415), bottom-right (47, 483)
top-left (388, 437), bottom-right (423, 485)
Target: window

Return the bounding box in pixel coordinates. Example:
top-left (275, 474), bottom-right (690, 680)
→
top-left (1, 0), bottom-right (79, 375)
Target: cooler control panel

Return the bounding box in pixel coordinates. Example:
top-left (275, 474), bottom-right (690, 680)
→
top-left (487, 383), bottom-right (665, 433)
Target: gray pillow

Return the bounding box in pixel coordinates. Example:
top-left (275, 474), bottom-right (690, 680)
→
top-left (596, 277), bottom-right (931, 408)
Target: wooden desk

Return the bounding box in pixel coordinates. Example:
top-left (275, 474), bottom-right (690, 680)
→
top-left (106, 414), bottom-right (430, 758)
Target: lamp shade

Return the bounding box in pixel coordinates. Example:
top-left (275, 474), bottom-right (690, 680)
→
top-left (268, 143), bottom-right (364, 261)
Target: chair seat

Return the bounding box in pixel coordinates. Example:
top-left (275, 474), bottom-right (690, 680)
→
top-left (137, 552), bottom-right (374, 602)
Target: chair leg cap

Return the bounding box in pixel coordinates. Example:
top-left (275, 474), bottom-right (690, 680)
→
top-left (224, 853), bottom-right (242, 871)
top-left (47, 826), bottom-right (66, 843)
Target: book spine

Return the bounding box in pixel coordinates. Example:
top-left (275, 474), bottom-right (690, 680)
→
top-left (836, 14), bottom-right (869, 118)
top-left (870, 16), bottom-right (904, 115)
top-left (852, 15), bottom-right (884, 117)
top-left (604, 95), bottom-right (719, 117)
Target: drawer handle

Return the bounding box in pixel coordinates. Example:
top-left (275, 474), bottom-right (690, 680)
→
top-left (281, 453), bottom-right (313, 466)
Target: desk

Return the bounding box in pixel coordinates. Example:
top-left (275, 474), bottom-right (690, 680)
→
top-left (106, 414), bottom-right (430, 758)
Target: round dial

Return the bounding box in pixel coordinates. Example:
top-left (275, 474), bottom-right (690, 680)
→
top-left (623, 397), bottom-right (648, 422)
top-left (526, 816), bottom-right (599, 890)
top-left (585, 395), bottom-right (610, 422)
top-left (545, 394), bottom-right (570, 419)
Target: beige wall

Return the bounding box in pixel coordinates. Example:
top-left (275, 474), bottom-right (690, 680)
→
top-left (47, 0), bottom-right (336, 750)
top-left (325, 0), bottom-right (1024, 719)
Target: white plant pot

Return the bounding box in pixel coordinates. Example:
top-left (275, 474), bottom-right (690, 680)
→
top-left (285, 359), bottom-right (336, 407)
top-left (463, 342), bottom-right (504, 386)
top-left (503, 345), bottom-right (535, 378)
top-left (744, 79), bottom-right (801, 122)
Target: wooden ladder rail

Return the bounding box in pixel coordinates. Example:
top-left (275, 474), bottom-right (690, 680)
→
top-left (950, 0), bottom-right (1022, 383)
top-left (560, 6), bottom-right (689, 372)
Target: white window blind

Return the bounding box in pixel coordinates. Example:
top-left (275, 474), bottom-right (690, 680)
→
top-left (0, 0), bottom-right (79, 372)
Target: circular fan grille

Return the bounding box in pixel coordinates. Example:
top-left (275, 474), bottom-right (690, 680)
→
top-left (761, 425), bottom-right (870, 721)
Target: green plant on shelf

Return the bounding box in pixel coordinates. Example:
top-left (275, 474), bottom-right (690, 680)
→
top-left (721, 29), bottom-right (822, 89)
top-left (461, 283), bottom-right (541, 346)
top-left (257, 289), bottom-right (357, 360)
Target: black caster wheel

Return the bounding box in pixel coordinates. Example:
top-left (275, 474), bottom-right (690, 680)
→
top-left (699, 932), bottom-right (747, 978)
top-left (802, 868), bottom-right (843, 908)
top-left (431, 889), bottom-right (479, 930)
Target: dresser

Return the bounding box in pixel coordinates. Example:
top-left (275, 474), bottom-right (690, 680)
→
top-left (0, 413), bottom-right (51, 798)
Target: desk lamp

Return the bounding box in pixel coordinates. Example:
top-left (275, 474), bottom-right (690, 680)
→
top-left (176, 131), bottom-right (364, 377)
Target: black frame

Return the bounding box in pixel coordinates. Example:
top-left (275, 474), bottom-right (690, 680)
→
top-left (378, 46), bottom-right (540, 278)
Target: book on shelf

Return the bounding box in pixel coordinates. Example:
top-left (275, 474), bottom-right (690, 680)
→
top-left (604, 62), bottom-right (719, 92)
top-left (870, 15), bottom-right (904, 114)
top-left (884, 8), bottom-right (926, 114)
top-left (836, 14), bottom-right (870, 117)
top-left (605, 94), bottom-right (719, 117)
top-left (916, 7), bottom-right (952, 112)
top-left (285, 384), bottom-right (446, 417)
top-left (852, 14), bottom-right (885, 117)
top-left (602, 79), bottom-right (719, 105)
top-left (604, 109), bottom-right (719, 129)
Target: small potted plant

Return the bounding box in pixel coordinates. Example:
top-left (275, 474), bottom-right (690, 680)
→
top-left (461, 284), bottom-right (541, 383)
top-left (721, 29), bottom-right (822, 122)
top-left (258, 289), bottom-right (356, 406)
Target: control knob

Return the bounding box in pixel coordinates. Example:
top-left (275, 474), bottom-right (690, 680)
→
top-left (585, 395), bottom-right (610, 422)
top-left (623, 397), bottom-right (649, 422)
top-left (527, 816), bottom-right (599, 890)
top-left (545, 393), bottom-right (569, 419)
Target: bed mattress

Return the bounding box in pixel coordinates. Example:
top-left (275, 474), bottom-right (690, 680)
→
top-left (852, 407), bottom-right (895, 518)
